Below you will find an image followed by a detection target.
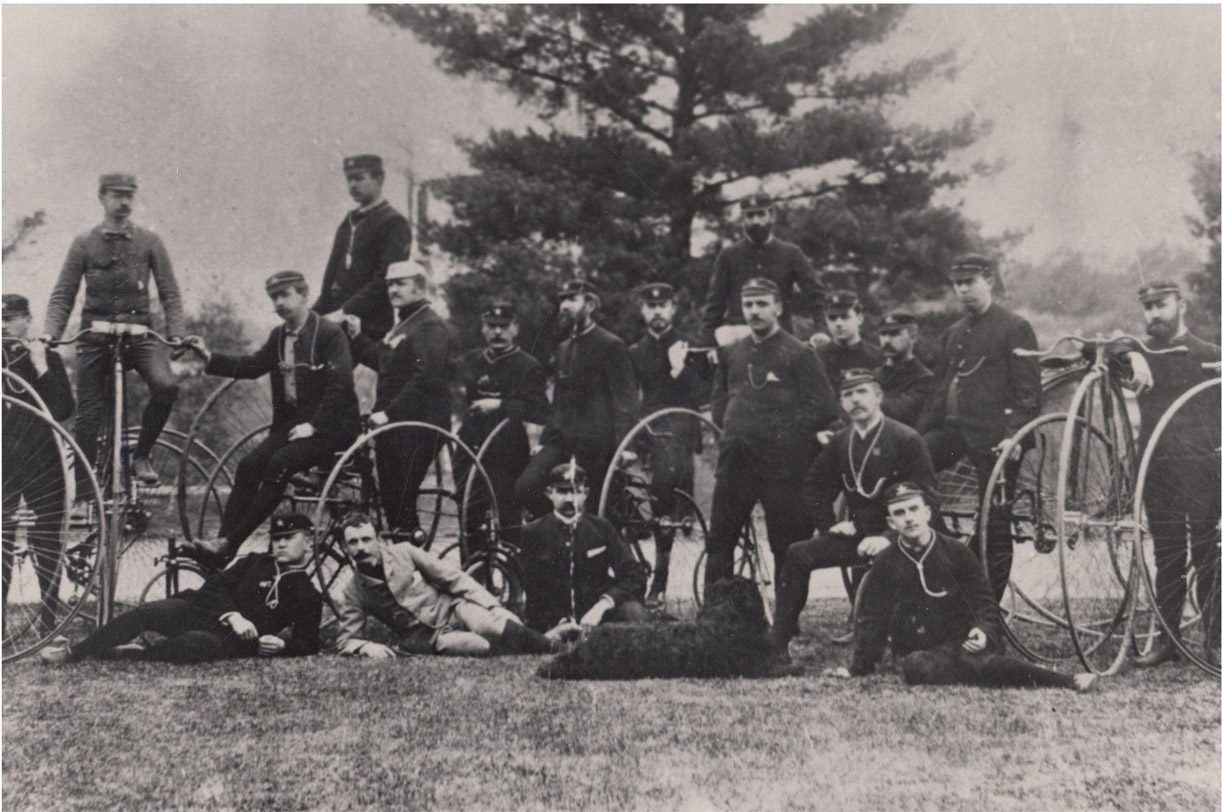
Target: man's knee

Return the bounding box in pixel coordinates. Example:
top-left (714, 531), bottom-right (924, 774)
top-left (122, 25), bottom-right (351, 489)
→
top-left (147, 382), bottom-right (179, 407)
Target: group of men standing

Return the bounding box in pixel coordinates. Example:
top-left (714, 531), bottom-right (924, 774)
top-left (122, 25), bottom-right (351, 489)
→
top-left (9, 164), bottom-right (1218, 682)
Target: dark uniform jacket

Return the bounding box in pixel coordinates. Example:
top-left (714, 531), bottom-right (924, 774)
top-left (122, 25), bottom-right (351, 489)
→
top-left (816, 339), bottom-right (885, 392)
top-left (518, 513), bottom-right (648, 632)
top-left (206, 312), bottom-right (361, 443)
top-left (1133, 332), bottom-right (1221, 485)
top-left (459, 345), bottom-right (549, 455)
top-left (850, 531), bottom-right (1004, 675)
top-left (181, 553), bottom-right (322, 657)
top-left (313, 200), bottom-right (412, 340)
top-left (917, 303), bottom-right (1041, 450)
top-left (699, 237), bottom-right (823, 345)
top-left (543, 323), bottom-right (639, 451)
top-left (351, 301), bottom-right (456, 428)
top-left (712, 329), bottom-right (838, 480)
top-left (877, 356), bottom-right (934, 429)
top-left (45, 222), bottom-right (185, 340)
top-left (807, 417), bottom-right (935, 537)
top-left (3, 340), bottom-right (75, 460)
top-left (628, 327), bottom-right (710, 453)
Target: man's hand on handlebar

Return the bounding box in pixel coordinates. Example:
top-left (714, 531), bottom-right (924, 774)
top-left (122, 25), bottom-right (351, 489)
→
top-left (183, 335), bottom-right (212, 364)
top-left (368, 411), bottom-right (389, 428)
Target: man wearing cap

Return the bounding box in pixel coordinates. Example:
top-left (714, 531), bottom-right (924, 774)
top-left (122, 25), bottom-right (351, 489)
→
top-left (182, 272), bottom-right (360, 567)
top-left (770, 368), bottom-right (935, 657)
top-left (828, 483), bottom-right (1095, 692)
top-left (700, 193), bottom-right (823, 347)
top-left (313, 154), bottom-right (412, 341)
top-left (344, 259), bottom-right (457, 538)
top-left (44, 173), bottom-right (185, 487)
top-left (3, 294), bottom-right (76, 634)
top-left (917, 253), bottom-right (1040, 600)
top-left (514, 280), bottom-right (638, 518)
top-left (816, 290), bottom-right (884, 387)
top-left (334, 510), bottom-right (561, 658)
top-left (517, 462), bottom-right (649, 636)
top-left (875, 310), bottom-right (934, 429)
top-left (705, 277), bottom-right (838, 587)
top-left (1124, 281), bottom-right (1221, 667)
top-left (625, 282), bottom-right (711, 605)
top-left (41, 512), bottom-right (322, 664)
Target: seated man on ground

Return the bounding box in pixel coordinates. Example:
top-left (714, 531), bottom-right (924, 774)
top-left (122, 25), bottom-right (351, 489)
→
top-left (334, 511), bottom-right (560, 658)
top-left (41, 512), bottom-right (322, 664)
top-left (829, 483), bottom-right (1096, 692)
top-left (517, 461), bottom-right (650, 637)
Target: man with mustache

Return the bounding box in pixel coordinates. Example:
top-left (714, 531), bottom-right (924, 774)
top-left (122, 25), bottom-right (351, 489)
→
top-left (312, 154), bottom-right (412, 341)
top-left (699, 193), bottom-right (824, 348)
top-left (180, 272), bottom-right (361, 567)
top-left (43, 173), bottom-right (185, 489)
top-left (517, 462), bottom-right (649, 637)
top-left (704, 277), bottom-right (838, 589)
top-left (625, 282), bottom-right (712, 606)
top-left (917, 254), bottom-right (1040, 601)
top-left (875, 310), bottom-right (934, 429)
top-left (514, 280), bottom-right (638, 519)
top-left (454, 300), bottom-right (548, 549)
top-left (815, 290), bottom-right (884, 388)
top-left (829, 483), bottom-right (1096, 692)
top-left (1125, 281), bottom-right (1221, 667)
top-left (334, 510), bottom-right (560, 658)
top-left (769, 369), bottom-right (934, 660)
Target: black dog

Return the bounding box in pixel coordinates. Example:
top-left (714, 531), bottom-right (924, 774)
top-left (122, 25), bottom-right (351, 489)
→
top-left (538, 577), bottom-right (793, 679)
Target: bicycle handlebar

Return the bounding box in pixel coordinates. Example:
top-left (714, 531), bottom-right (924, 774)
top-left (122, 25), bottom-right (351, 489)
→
top-left (49, 321), bottom-right (194, 349)
top-left (1013, 334), bottom-right (1187, 359)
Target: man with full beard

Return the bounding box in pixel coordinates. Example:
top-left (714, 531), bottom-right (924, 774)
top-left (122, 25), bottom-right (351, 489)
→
top-left (875, 310), bottom-right (934, 429)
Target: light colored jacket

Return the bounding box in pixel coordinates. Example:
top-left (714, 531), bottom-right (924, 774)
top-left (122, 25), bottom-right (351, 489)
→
top-left (334, 542), bottom-right (500, 655)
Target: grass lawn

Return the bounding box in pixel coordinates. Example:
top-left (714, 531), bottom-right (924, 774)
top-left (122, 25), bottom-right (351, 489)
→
top-left (3, 599), bottom-right (1218, 811)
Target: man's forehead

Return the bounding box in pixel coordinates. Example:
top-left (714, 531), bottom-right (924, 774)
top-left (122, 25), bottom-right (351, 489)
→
top-left (343, 523), bottom-right (377, 538)
top-left (1143, 294), bottom-right (1177, 308)
top-left (889, 495), bottom-right (926, 512)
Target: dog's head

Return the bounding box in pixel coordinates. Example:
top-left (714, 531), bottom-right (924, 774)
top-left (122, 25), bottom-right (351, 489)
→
top-left (697, 576), bottom-right (768, 632)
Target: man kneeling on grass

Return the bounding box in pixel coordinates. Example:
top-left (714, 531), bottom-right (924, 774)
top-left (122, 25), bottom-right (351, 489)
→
top-left (828, 483), bottom-right (1096, 692)
top-left (334, 511), bottom-right (561, 658)
top-left (42, 513), bottom-right (321, 664)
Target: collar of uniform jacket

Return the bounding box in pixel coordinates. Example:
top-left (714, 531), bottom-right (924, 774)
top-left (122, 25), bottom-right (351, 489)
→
top-left (99, 223), bottom-right (134, 240)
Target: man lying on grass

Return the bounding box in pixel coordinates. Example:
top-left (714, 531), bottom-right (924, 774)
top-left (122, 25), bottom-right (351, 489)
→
top-left (828, 483), bottom-right (1097, 692)
top-left (334, 511), bottom-right (562, 658)
top-left (42, 512), bottom-right (321, 664)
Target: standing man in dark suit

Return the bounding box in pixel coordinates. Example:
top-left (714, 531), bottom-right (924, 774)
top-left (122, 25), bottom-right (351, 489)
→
top-left (345, 259), bottom-right (457, 539)
top-left (917, 254), bottom-right (1041, 600)
top-left (514, 280), bottom-right (638, 518)
top-left (3, 294), bottom-right (76, 635)
top-left (876, 310), bottom-right (934, 429)
top-left (700, 193), bottom-right (824, 347)
top-left (705, 278), bottom-right (839, 588)
top-left (313, 154), bottom-right (412, 341)
top-left (181, 272), bottom-right (361, 567)
top-left (815, 290), bottom-right (884, 387)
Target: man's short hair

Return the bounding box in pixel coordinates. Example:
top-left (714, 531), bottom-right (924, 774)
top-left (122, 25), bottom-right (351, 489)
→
top-left (340, 510), bottom-right (377, 533)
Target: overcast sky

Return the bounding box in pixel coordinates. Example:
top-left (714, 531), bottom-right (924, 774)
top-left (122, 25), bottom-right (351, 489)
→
top-left (3, 4), bottom-right (1219, 332)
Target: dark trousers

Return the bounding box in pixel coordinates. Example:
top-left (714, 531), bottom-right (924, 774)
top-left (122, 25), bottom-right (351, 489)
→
top-left (68, 598), bottom-right (251, 664)
top-left (900, 642), bottom-right (1075, 689)
top-left (774, 534), bottom-right (864, 642)
top-left (923, 426), bottom-right (1015, 600)
top-left (376, 426), bottom-right (445, 534)
top-left (2, 449), bottom-right (66, 631)
top-left (219, 432), bottom-right (342, 548)
top-left (705, 473), bottom-right (812, 590)
top-left (1144, 468), bottom-right (1221, 636)
top-left (515, 439), bottom-right (614, 521)
top-left (454, 425), bottom-right (530, 554)
top-left (73, 338), bottom-right (178, 480)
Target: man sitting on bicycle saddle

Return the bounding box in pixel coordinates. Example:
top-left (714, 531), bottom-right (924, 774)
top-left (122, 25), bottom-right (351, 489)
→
top-left (342, 259), bottom-right (457, 540)
top-left (625, 282), bottom-right (711, 607)
top-left (42, 173), bottom-right (186, 489)
top-left (334, 511), bottom-right (561, 658)
top-left (41, 512), bottom-right (322, 664)
top-left (455, 300), bottom-right (548, 548)
top-left (182, 271), bottom-right (360, 567)
top-left (769, 368), bottom-right (935, 661)
top-left (517, 462), bottom-right (649, 637)
top-left (827, 483), bottom-right (1096, 692)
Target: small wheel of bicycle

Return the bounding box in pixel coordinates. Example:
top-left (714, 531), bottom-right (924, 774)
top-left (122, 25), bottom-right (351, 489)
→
top-left (1133, 375), bottom-right (1220, 676)
top-left (1057, 371), bottom-right (1139, 674)
top-left (2, 396), bottom-right (106, 661)
top-left (138, 560), bottom-right (208, 604)
top-left (981, 413), bottom-right (1079, 663)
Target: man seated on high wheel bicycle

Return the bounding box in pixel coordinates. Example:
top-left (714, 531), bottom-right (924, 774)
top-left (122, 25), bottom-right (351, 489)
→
top-left (181, 271), bottom-right (361, 567)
